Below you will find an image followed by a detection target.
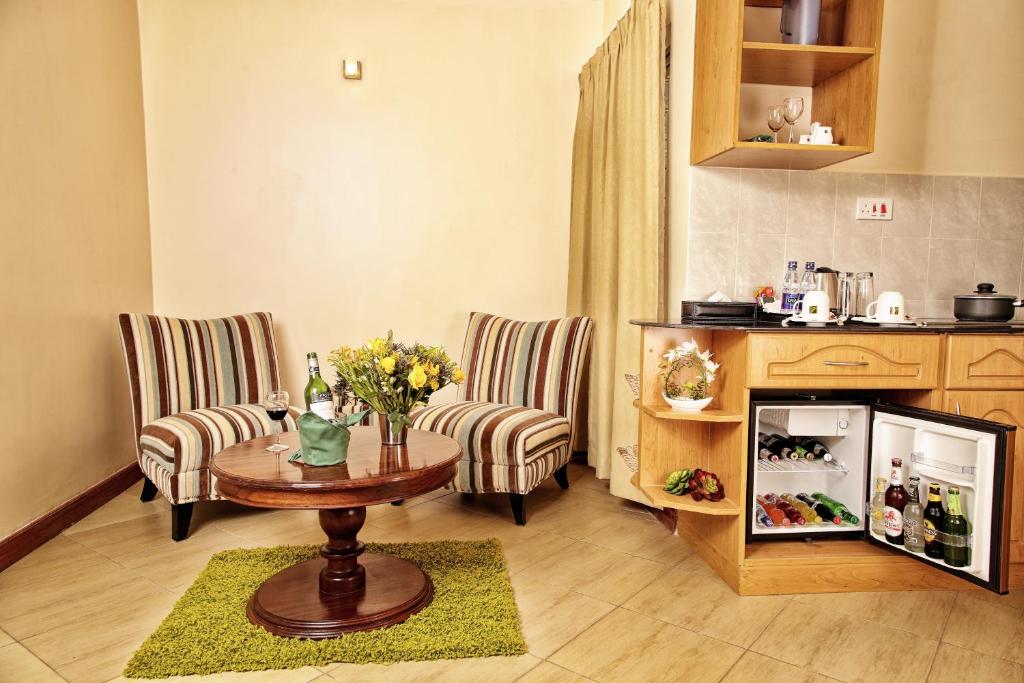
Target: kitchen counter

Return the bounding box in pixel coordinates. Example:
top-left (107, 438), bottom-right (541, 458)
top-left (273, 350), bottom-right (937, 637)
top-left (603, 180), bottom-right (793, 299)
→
top-left (630, 318), bottom-right (1024, 334)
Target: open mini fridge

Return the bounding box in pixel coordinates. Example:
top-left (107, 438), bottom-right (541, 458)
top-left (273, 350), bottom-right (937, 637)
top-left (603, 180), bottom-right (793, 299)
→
top-left (747, 399), bottom-right (1016, 593)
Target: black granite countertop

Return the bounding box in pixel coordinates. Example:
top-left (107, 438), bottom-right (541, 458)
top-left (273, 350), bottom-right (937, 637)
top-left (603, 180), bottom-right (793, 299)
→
top-left (629, 318), bottom-right (1024, 334)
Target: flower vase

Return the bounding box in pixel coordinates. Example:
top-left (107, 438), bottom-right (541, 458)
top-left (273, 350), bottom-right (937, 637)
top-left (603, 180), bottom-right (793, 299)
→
top-left (378, 413), bottom-right (409, 445)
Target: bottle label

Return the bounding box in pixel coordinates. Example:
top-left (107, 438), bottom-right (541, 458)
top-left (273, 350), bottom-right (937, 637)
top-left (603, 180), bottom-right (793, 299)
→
top-left (309, 398), bottom-right (334, 421)
top-left (781, 292), bottom-right (800, 312)
top-left (923, 519), bottom-right (938, 543)
top-left (883, 506), bottom-right (903, 536)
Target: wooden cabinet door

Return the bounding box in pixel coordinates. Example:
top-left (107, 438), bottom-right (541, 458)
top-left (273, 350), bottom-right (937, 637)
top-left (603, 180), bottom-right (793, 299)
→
top-left (946, 336), bottom-right (1024, 390)
top-left (945, 391), bottom-right (1024, 563)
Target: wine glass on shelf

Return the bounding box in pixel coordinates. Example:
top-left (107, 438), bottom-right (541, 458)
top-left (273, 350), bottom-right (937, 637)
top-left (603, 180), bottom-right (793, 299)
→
top-left (263, 390), bottom-right (290, 453)
top-left (767, 105), bottom-right (785, 143)
top-left (783, 97), bottom-right (804, 144)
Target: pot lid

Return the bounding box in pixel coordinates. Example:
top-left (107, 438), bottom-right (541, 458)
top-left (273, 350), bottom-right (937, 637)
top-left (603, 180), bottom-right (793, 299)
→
top-left (955, 283), bottom-right (1019, 300)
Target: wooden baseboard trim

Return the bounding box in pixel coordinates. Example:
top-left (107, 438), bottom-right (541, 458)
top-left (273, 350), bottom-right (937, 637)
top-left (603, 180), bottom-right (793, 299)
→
top-left (0, 462), bottom-right (142, 572)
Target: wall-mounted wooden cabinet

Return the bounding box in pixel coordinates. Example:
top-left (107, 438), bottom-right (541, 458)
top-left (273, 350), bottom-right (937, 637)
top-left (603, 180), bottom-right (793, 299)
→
top-left (691, 0), bottom-right (884, 170)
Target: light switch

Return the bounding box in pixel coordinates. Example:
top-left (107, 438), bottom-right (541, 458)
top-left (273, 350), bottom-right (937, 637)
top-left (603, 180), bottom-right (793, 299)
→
top-left (342, 60), bottom-right (362, 80)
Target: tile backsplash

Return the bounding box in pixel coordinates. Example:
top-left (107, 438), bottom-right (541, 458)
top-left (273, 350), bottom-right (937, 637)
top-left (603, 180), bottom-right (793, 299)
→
top-left (685, 168), bottom-right (1024, 319)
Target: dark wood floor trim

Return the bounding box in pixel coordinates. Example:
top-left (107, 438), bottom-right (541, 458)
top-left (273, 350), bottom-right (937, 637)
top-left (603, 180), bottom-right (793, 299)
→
top-left (0, 462), bottom-right (142, 572)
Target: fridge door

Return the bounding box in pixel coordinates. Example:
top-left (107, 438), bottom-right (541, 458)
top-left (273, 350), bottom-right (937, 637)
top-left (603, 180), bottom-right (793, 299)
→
top-left (866, 402), bottom-right (1016, 593)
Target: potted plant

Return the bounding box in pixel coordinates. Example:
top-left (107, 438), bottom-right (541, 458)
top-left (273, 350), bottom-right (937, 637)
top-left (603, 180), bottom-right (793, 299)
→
top-left (328, 332), bottom-right (464, 445)
top-left (659, 340), bottom-right (719, 412)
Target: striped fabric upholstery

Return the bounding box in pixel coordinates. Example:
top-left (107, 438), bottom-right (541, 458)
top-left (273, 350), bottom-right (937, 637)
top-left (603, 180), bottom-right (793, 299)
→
top-left (459, 313), bottom-right (593, 450)
top-left (412, 401), bottom-right (569, 494)
top-left (140, 405), bottom-right (300, 504)
top-left (413, 313), bottom-right (592, 497)
top-left (118, 312), bottom-right (285, 504)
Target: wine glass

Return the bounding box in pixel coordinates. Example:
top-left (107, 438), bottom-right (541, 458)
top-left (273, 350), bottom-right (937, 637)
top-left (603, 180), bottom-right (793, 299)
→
top-left (263, 390), bottom-right (290, 452)
top-left (783, 97), bottom-right (804, 143)
top-left (767, 105), bottom-right (785, 143)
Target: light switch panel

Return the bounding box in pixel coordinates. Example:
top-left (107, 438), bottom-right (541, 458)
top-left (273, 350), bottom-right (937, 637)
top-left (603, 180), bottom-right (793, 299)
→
top-left (856, 197), bottom-right (893, 220)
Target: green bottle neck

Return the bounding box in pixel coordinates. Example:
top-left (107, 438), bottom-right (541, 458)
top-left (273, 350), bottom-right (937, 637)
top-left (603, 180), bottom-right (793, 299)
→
top-left (947, 492), bottom-right (963, 517)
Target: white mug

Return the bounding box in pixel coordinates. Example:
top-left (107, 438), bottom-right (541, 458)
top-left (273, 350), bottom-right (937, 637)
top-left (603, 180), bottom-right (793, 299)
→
top-left (810, 122), bottom-right (833, 145)
top-left (795, 290), bottom-right (831, 321)
top-left (867, 291), bottom-right (906, 322)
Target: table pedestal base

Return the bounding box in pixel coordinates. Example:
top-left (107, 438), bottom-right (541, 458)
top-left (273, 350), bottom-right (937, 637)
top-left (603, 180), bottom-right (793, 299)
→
top-left (247, 553), bottom-right (433, 638)
top-left (246, 506), bottom-right (433, 639)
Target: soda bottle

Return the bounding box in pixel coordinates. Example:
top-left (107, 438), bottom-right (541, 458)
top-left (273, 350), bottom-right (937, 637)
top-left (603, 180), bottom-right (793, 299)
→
top-left (754, 501), bottom-right (774, 528)
top-left (782, 493), bottom-right (822, 524)
top-left (884, 457), bottom-right (909, 545)
top-left (756, 495), bottom-right (789, 526)
top-left (903, 476), bottom-right (925, 553)
top-left (923, 482), bottom-right (946, 559)
top-left (810, 492), bottom-right (860, 525)
top-left (796, 492), bottom-right (842, 524)
top-left (766, 493), bottom-right (805, 525)
top-left (781, 261), bottom-right (800, 313)
top-left (943, 487), bottom-right (970, 567)
top-left (870, 476), bottom-right (887, 536)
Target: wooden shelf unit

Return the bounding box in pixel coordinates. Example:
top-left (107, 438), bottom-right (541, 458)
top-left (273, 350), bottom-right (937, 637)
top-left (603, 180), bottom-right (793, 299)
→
top-left (692, 0), bottom-right (884, 169)
top-left (641, 485), bottom-right (741, 516)
top-left (641, 403), bottom-right (744, 423)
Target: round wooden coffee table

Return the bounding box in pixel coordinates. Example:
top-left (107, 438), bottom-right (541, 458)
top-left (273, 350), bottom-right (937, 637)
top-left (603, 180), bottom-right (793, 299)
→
top-left (211, 426), bottom-right (461, 639)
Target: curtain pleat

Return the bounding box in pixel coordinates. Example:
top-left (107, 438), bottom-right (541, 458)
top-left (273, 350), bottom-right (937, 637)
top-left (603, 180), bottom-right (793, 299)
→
top-left (567, 0), bottom-right (667, 502)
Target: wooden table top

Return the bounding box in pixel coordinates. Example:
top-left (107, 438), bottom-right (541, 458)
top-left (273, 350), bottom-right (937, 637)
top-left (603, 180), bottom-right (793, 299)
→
top-left (211, 427), bottom-right (462, 509)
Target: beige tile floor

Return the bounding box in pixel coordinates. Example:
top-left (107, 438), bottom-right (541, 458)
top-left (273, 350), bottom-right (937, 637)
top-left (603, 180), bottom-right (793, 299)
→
top-left (1, 463), bottom-right (1022, 683)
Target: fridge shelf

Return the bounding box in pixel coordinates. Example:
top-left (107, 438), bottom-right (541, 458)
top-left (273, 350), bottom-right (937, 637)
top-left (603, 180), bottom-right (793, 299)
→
top-left (910, 452), bottom-right (977, 476)
top-left (755, 521), bottom-right (860, 533)
top-left (756, 459), bottom-right (849, 474)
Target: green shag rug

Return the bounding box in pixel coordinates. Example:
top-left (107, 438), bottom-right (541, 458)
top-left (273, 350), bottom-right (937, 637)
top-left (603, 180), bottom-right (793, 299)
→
top-left (123, 539), bottom-right (526, 678)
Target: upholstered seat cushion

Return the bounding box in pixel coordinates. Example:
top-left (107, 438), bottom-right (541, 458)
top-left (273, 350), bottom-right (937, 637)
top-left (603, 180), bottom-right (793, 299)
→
top-left (412, 401), bottom-right (569, 467)
top-left (140, 404), bottom-right (300, 474)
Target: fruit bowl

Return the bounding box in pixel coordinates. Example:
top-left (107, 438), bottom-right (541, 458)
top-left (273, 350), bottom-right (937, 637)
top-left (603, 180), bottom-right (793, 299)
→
top-left (662, 394), bottom-right (713, 412)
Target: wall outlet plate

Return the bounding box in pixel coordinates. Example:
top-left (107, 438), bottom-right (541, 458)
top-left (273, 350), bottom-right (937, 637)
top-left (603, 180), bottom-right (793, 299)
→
top-left (856, 197), bottom-right (893, 220)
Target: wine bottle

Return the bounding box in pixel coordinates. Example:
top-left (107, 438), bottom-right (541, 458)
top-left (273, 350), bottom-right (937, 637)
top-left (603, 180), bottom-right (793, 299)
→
top-left (760, 433), bottom-right (805, 460)
top-left (793, 436), bottom-right (834, 462)
top-left (304, 352), bottom-right (334, 421)
top-left (756, 433), bottom-right (781, 462)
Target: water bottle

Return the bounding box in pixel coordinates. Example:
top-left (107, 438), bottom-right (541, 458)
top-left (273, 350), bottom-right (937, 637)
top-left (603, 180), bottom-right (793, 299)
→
top-left (781, 261), bottom-right (800, 313)
top-left (798, 261), bottom-right (817, 306)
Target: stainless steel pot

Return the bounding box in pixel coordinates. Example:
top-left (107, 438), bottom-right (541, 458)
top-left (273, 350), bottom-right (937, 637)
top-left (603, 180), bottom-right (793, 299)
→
top-left (953, 283), bottom-right (1023, 322)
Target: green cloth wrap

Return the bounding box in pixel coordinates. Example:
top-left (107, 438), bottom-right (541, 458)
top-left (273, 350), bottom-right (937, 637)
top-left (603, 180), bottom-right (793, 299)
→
top-left (289, 410), bottom-right (369, 466)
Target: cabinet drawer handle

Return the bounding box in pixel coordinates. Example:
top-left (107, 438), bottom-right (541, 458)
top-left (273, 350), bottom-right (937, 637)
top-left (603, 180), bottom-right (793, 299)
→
top-left (822, 360), bottom-right (869, 367)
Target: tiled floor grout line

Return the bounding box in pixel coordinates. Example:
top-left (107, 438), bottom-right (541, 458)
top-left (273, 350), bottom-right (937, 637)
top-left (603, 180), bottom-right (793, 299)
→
top-left (0, 641), bottom-right (72, 682)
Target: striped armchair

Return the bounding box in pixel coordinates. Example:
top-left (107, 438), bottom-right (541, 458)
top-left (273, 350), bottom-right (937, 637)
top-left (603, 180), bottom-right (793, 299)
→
top-left (412, 312), bottom-right (593, 525)
top-left (118, 312), bottom-right (299, 540)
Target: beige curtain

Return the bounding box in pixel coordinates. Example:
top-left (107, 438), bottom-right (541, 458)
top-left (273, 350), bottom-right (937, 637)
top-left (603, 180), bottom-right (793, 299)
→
top-left (567, 0), bottom-right (667, 502)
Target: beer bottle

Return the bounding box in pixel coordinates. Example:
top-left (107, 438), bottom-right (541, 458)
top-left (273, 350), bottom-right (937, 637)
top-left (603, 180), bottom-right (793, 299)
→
top-left (870, 476), bottom-right (887, 536)
top-left (943, 487), bottom-right (970, 568)
top-left (883, 457), bottom-right (909, 545)
top-left (810, 492), bottom-right (860, 525)
top-left (903, 476), bottom-right (925, 553)
top-left (923, 483), bottom-right (946, 559)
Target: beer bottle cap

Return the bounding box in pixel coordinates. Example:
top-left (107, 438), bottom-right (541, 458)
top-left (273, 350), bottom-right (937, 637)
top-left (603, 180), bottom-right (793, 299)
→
top-left (948, 486), bottom-right (960, 495)
top-left (909, 475), bottom-right (920, 483)
top-left (891, 457), bottom-right (902, 466)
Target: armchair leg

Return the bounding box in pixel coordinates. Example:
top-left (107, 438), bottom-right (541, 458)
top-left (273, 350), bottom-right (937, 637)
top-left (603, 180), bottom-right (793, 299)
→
top-left (553, 464), bottom-right (570, 490)
top-left (509, 493), bottom-right (527, 526)
top-left (140, 477), bottom-right (158, 503)
top-left (171, 503), bottom-right (194, 542)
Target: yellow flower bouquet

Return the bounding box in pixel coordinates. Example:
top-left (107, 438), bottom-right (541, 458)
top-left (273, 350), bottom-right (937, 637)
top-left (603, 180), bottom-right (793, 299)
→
top-left (328, 331), bottom-right (464, 444)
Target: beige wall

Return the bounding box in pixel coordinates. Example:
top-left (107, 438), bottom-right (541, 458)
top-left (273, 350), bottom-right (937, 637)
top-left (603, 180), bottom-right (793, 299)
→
top-left (0, 1), bottom-right (153, 537)
top-left (139, 0), bottom-right (602, 401)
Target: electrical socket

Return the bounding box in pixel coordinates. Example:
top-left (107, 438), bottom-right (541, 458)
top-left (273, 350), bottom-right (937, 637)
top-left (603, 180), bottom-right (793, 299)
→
top-left (856, 197), bottom-right (893, 220)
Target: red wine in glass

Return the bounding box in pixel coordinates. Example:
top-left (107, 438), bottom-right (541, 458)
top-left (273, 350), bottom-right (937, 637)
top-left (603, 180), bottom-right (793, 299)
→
top-left (263, 390), bottom-right (290, 452)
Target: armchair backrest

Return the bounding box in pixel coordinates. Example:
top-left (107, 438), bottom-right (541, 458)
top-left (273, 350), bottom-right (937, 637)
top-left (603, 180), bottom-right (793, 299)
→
top-left (118, 312), bottom-right (281, 450)
top-left (459, 312), bottom-right (593, 446)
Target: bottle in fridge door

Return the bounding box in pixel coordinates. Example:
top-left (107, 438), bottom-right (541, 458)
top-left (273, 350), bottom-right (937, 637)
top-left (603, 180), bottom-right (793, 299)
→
top-left (747, 398), bottom-right (1016, 593)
